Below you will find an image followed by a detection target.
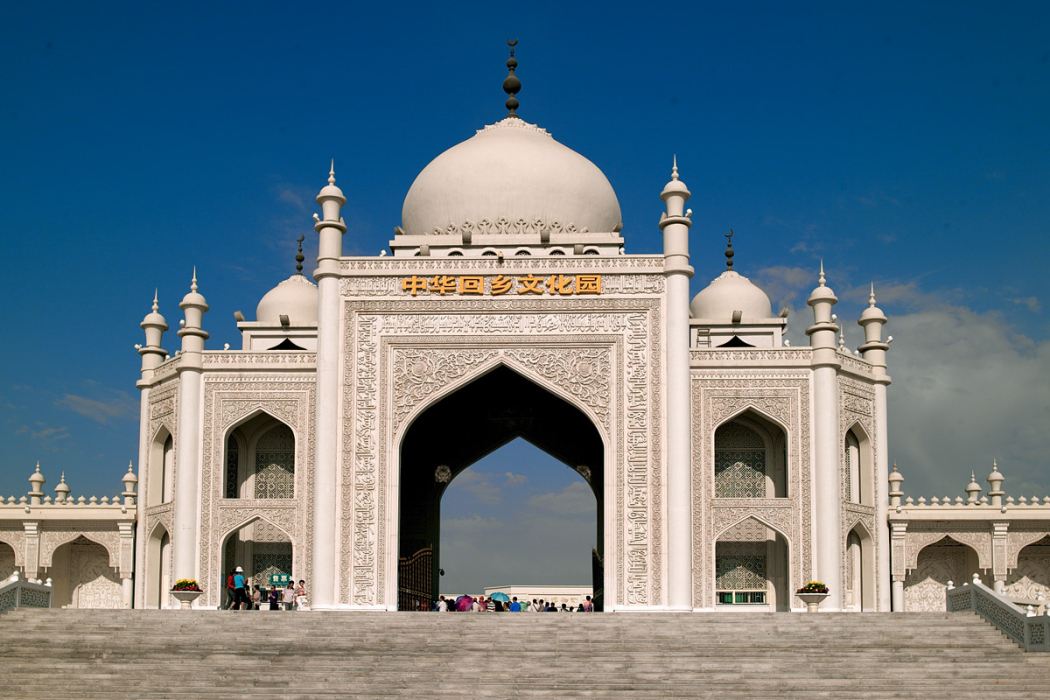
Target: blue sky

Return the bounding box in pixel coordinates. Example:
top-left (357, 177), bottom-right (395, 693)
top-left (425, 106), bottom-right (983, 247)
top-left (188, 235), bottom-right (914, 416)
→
top-left (2, 2), bottom-right (1048, 589)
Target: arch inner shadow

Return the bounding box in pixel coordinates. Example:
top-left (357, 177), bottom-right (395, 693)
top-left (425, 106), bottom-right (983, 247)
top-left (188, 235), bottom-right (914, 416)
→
top-left (399, 365), bottom-right (605, 609)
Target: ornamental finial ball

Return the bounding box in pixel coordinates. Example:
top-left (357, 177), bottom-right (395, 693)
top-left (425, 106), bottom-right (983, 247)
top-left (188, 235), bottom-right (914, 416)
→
top-left (503, 38), bottom-right (521, 117)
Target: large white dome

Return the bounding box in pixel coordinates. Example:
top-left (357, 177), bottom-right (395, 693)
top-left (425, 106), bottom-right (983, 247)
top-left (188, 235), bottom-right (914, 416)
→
top-left (400, 117), bottom-right (622, 237)
top-left (690, 270), bottom-right (773, 320)
top-left (256, 274), bottom-right (318, 326)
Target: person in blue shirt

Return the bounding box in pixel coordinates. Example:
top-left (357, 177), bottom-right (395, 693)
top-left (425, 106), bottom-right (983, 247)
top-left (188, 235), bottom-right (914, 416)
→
top-left (509, 597), bottom-right (521, 612)
top-left (232, 567), bottom-right (249, 610)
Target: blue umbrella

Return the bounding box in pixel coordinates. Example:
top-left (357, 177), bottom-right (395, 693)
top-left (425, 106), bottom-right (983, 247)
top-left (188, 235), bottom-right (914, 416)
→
top-left (489, 592), bottom-right (511, 602)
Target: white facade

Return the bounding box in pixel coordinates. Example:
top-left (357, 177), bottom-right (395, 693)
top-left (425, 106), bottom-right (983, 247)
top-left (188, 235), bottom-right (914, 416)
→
top-left (4, 61), bottom-right (1048, 614)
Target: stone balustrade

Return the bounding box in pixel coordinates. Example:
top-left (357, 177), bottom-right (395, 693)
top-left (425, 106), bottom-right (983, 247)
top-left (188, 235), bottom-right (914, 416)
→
top-left (0, 571), bottom-right (53, 613)
top-left (946, 573), bottom-right (1050, 652)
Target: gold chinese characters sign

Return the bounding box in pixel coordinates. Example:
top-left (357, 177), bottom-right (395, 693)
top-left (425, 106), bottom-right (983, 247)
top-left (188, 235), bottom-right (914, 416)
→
top-left (401, 274), bottom-right (602, 297)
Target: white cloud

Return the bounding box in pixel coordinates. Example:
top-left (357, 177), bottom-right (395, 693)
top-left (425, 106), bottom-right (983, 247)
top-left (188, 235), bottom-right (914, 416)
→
top-left (527, 482), bottom-right (595, 517)
top-left (442, 514), bottom-right (503, 535)
top-left (29, 425), bottom-right (70, 442)
top-left (1011, 296), bottom-right (1041, 313)
top-left (504, 472), bottom-right (527, 487)
top-left (451, 470), bottom-right (503, 504)
top-left (55, 389), bottom-right (137, 424)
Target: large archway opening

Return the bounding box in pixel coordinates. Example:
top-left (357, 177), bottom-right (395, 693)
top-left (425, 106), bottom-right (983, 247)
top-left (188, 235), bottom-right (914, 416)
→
top-left (398, 365), bottom-right (605, 611)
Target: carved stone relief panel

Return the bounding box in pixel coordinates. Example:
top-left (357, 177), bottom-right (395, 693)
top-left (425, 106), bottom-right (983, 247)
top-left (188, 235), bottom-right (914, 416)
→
top-left (0, 545), bottom-right (15, 580)
top-left (40, 527), bottom-right (122, 570)
top-left (904, 545), bottom-right (967, 612)
top-left (904, 525), bottom-right (992, 571)
top-left (198, 378), bottom-right (314, 607)
top-left (692, 375), bottom-right (810, 609)
top-left (341, 297), bottom-right (661, 609)
top-left (0, 527), bottom-right (25, 569)
top-left (1007, 527), bottom-right (1050, 569)
top-left (69, 540), bottom-right (123, 609)
top-left (1003, 545), bottom-right (1050, 600)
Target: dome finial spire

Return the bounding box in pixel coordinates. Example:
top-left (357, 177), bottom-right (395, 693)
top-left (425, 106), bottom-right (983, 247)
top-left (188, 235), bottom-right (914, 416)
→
top-left (725, 229), bottom-right (735, 269)
top-left (503, 38), bottom-right (521, 118)
top-left (328, 159), bottom-right (336, 186)
top-left (191, 266), bottom-right (198, 293)
top-left (818, 259), bottom-right (826, 286)
top-left (295, 235), bottom-right (305, 275)
top-left (672, 154), bottom-right (679, 180)
top-left (152, 288), bottom-right (159, 313)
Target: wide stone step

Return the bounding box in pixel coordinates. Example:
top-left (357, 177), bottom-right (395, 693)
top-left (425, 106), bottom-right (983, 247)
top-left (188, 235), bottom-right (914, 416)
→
top-left (1, 610), bottom-right (1045, 699)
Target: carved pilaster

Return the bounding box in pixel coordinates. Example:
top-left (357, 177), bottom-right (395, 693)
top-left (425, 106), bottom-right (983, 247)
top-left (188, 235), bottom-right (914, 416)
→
top-left (890, 521), bottom-right (908, 579)
top-left (23, 521), bottom-right (39, 579)
top-left (991, 521), bottom-right (1009, 582)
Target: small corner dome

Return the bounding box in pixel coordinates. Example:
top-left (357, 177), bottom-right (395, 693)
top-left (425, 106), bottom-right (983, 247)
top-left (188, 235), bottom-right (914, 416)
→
top-left (690, 270), bottom-right (773, 320)
top-left (256, 275), bottom-right (318, 326)
top-left (400, 118), bottom-right (622, 236)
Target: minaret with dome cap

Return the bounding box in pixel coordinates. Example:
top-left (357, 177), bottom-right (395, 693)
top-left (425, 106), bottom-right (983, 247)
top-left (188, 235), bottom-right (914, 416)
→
top-left (312, 161), bottom-right (347, 610)
top-left (858, 283), bottom-right (892, 609)
top-left (172, 269), bottom-right (209, 585)
top-left (660, 156), bottom-right (693, 610)
top-left (806, 263), bottom-right (843, 611)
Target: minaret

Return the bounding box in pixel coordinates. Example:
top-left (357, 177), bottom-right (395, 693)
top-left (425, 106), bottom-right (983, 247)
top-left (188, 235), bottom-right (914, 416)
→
top-left (133, 291), bottom-right (168, 607)
top-left (857, 283), bottom-right (891, 610)
top-left (28, 462), bottom-right (46, 506)
top-left (659, 157), bottom-right (693, 610)
top-left (312, 162), bottom-right (346, 610)
top-left (172, 270), bottom-right (209, 589)
top-left (806, 263), bottom-right (843, 610)
top-left (139, 291), bottom-right (169, 380)
top-left (54, 472), bottom-right (71, 504)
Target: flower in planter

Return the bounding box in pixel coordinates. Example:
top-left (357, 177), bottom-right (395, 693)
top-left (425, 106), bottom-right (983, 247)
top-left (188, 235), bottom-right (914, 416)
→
top-left (171, 579), bottom-right (203, 592)
top-left (796, 580), bottom-right (829, 594)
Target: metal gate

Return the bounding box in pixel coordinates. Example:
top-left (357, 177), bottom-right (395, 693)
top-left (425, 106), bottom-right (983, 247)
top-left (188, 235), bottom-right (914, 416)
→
top-left (398, 545), bottom-right (433, 611)
top-left (591, 547), bottom-right (604, 612)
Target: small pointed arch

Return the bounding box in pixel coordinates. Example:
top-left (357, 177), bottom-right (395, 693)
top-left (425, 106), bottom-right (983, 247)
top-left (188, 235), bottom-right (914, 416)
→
top-left (219, 514), bottom-right (295, 549)
top-left (219, 515), bottom-right (295, 597)
top-left (1007, 531), bottom-right (1050, 570)
top-left (41, 532), bottom-right (120, 570)
top-left (904, 536), bottom-right (982, 611)
top-left (713, 515), bottom-right (791, 611)
top-left (223, 408), bottom-right (297, 499)
top-left (713, 407), bottom-right (789, 498)
top-left (147, 425), bottom-right (174, 507)
top-left (714, 513), bottom-right (792, 545)
top-left (843, 421), bottom-right (873, 506)
top-left (845, 519), bottom-right (876, 611)
top-left (145, 522), bottom-right (172, 608)
top-left (0, 532), bottom-right (25, 569)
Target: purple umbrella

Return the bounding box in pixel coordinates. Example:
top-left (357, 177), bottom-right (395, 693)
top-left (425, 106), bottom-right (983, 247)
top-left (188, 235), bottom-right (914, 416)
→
top-left (455, 595), bottom-right (473, 611)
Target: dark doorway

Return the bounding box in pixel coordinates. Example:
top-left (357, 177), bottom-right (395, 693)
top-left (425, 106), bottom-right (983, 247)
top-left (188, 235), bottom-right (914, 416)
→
top-left (398, 365), bottom-right (605, 609)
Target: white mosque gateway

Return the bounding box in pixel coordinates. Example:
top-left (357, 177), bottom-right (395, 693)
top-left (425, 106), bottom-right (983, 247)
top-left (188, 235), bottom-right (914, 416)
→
top-left (2, 49), bottom-right (1048, 614)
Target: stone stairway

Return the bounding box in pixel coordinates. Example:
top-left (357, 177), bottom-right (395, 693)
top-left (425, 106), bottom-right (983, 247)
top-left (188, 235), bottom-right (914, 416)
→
top-left (1, 609), bottom-right (1046, 699)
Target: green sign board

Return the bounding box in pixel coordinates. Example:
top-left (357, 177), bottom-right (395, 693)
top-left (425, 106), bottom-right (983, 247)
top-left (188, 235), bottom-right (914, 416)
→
top-left (270, 573), bottom-right (292, 586)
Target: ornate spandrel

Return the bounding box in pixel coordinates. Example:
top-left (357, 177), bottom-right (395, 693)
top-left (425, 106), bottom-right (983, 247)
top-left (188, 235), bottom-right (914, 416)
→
top-left (342, 296), bottom-right (661, 609)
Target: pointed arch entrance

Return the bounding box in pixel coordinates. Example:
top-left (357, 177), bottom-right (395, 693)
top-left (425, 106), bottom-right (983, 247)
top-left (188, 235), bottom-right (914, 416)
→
top-left (397, 364), bottom-right (605, 610)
